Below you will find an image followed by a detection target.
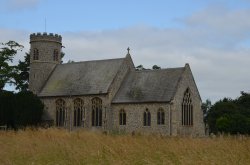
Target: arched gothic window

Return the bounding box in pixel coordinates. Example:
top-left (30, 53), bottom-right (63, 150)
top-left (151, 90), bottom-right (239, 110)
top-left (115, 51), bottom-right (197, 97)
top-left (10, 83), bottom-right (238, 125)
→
top-left (92, 97), bottom-right (102, 126)
top-left (73, 98), bottom-right (84, 127)
top-left (119, 109), bottom-right (126, 125)
top-left (56, 99), bottom-right (66, 127)
top-left (182, 88), bottom-right (193, 126)
top-left (143, 109), bottom-right (151, 126)
top-left (53, 49), bottom-right (59, 61)
top-left (33, 48), bottom-right (39, 60)
top-left (157, 108), bottom-right (165, 125)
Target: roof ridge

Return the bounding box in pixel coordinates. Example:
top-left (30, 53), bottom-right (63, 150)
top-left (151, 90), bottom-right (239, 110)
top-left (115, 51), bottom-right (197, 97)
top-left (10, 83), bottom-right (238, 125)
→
top-left (61, 57), bottom-right (125, 65)
top-left (135, 67), bottom-right (184, 73)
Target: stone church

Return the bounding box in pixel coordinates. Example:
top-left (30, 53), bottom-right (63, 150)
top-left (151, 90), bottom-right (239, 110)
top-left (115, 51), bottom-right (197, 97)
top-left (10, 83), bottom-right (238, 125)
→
top-left (29, 32), bottom-right (205, 136)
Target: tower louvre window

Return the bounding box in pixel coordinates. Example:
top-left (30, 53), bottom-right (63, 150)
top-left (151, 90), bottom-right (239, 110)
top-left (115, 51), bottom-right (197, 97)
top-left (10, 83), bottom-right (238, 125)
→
top-left (33, 48), bottom-right (39, 60)
top-left (53, 49), bottom-right (59, 61)
top-left (182, 88), bottom-right (193, 126)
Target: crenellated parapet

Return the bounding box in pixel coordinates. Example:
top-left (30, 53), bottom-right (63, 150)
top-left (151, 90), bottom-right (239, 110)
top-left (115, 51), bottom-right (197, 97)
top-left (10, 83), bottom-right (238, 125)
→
top-left (30, 32), bottom-right (62, 43)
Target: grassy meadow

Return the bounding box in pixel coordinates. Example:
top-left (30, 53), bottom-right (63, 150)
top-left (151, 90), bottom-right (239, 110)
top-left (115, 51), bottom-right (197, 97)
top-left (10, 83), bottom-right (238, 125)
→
top-left (0, 129), bottom-right (249, 165)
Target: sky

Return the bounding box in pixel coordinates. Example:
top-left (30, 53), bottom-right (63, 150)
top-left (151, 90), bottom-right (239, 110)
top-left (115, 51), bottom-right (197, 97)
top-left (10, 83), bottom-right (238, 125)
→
top-left (1, 0), bottom-right (250, 103)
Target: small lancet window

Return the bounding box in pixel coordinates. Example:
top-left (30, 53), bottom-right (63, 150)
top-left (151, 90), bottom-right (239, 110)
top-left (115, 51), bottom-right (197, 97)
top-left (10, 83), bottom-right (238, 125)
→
top-left (182, 88), bottom-right (193, 126)
top-left (56, 99), bottom-right (66, 127)
top-left (143, 109), bottom-right (151, 126)
top-left (119, 109), bottom-right (126, 125)
top-left (33, 48), bottom-right (39, 60)
top-left (157, 108), bottom-right (165, 125)
top-left (53, 49), bottom-right (59, 61)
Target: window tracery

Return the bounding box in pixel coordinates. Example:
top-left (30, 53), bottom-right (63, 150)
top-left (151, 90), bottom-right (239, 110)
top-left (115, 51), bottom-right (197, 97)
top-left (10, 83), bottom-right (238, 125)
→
top-left (92, 97), bottom-right (102, 126)
top-left (182, 88), bottom-right (193, 126)
top-left (56, 99), bottom-right (66, 127)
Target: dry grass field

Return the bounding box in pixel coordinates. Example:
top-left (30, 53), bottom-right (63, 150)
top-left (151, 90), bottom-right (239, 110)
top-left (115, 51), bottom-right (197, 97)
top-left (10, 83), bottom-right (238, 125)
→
top-left (0, 129), bottom-right (249, 165)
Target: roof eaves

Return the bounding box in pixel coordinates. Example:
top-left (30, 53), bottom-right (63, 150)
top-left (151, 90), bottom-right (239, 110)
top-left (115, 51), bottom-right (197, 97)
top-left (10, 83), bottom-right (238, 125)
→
top-left (38, 92), bottom-right (108, 98)
top-left (60, 57), bottom-right (124, 66)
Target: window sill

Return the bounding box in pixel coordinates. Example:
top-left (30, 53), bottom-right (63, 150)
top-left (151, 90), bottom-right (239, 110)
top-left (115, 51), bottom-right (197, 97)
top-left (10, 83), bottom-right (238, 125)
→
top-left (182, 125), bottom-right (193, 127)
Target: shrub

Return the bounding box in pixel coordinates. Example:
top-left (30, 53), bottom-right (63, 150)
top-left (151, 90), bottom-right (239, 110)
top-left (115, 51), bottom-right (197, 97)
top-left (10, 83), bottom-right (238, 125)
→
top-left (0, 91), bottom-right (44, 129)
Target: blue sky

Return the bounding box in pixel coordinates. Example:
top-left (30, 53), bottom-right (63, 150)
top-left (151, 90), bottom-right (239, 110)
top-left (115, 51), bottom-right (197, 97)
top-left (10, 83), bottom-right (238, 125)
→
top-left (2, 0), bottom-right (250, 31)
top-left (1, 0), bottom-right (205, 31)
top-left (1, 0), bottom-right (250, 102)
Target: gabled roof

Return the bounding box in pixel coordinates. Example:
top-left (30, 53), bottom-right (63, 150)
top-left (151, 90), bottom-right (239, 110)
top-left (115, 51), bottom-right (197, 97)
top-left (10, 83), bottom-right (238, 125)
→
top-left (112, 67), bottom-right (185, 103)
top-left (39, 58), bottom-right (124, 97)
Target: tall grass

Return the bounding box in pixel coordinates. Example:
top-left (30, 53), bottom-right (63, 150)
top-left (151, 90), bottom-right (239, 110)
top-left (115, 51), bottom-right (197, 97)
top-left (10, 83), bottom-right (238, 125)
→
top-left (0, 128), bottom-right (249, 165)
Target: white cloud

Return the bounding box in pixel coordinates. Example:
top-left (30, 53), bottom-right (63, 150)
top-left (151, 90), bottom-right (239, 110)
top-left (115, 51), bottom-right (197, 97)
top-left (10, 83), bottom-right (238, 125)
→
top-left (3, 0), bottom-right (40, 11)
top-left (185, 6), bottom-right (250, 39)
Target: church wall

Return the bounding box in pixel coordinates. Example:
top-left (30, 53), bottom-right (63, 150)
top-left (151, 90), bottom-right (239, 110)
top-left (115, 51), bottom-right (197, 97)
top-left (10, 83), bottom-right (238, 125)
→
top-left (41, 95), bottom-right (113, 131)
top-left (111, 103), bottom-right (171, 135)
top-left (171, 64), bottom-right (205, 136)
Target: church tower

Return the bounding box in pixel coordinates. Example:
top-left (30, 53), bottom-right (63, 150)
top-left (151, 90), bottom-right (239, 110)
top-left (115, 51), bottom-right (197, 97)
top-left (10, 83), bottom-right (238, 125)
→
top-left (29, 32), bottom-right (62, 94)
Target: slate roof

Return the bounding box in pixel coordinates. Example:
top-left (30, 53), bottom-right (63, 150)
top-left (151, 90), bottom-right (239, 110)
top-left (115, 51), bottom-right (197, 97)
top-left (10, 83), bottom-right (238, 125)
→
top-left (39, 58), bottom-right (124, 97)
top-left (112, 67), bottom-right (185, 103)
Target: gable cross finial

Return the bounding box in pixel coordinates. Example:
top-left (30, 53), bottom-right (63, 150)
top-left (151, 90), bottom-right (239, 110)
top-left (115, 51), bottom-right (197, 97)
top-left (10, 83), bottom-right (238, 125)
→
top-left (127, 47), bottom-right (130, 54)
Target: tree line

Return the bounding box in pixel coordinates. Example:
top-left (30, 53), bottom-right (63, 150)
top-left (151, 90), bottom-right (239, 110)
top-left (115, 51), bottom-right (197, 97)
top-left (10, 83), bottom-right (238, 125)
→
top-left (203, 91), bottom-right (250, 135)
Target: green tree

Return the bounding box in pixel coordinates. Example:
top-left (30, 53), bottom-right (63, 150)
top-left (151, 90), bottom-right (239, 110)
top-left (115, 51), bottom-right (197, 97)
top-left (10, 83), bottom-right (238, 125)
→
top-left (216, 115), bottom-right (231, 133)
top-left (15, 91), bottom-right (44, 127)
top-left (235, 92), bottom-right (250, 114)
top-left (135, 64), bottom-right (162, 71)
top-left (207, 92), bottom-right (250, 135)
top-left (0, 91), bottom-right (43, 129)
top-left (0, 91), bottom-right (15, 127)
top-left (207, 99), bottom-right (238, 134)
top-left (0, 41), bottom-right (23, 90)
top-left (216, 114), bottom-right (249, 134)
top-left (13, 53), bottom-right (30, 91)
top-left (152, 65), bottom-right (161, 70)
top-left (135, 65), bottom-right (145, 71)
